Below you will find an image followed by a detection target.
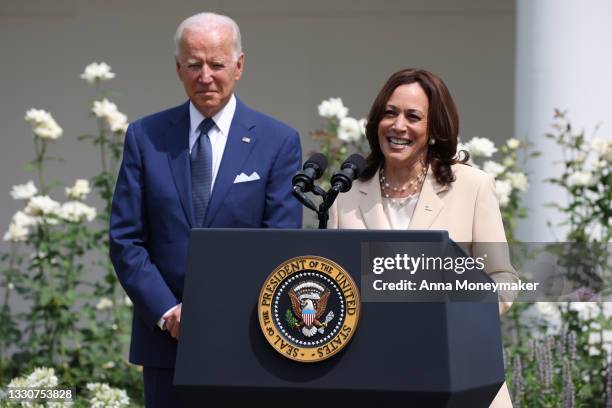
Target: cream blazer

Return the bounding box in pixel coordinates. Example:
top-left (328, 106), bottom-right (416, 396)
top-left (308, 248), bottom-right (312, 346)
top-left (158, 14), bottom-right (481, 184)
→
top-left (328, 163), bottom-right (515, 408)
top-left (330, 164), bottom-right (506, 240)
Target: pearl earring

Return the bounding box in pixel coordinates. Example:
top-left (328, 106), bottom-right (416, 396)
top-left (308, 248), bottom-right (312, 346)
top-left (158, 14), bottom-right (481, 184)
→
top-left (429, 138), bottom-right (436, 145)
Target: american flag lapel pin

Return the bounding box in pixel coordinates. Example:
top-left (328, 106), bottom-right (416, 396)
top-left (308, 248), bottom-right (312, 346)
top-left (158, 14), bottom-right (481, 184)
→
top-left (241, 136), bottom-right (251, 143)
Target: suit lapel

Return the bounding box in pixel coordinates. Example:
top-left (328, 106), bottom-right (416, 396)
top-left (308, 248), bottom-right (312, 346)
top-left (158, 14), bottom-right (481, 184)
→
top-left (358, 170), bottom-right (391, 229)
top-left (203, 100), bottom-right (256, 227)
top-left (165, 102), bottom-right (195, 227)
top-left (409, 167), bottom-right (446, 230)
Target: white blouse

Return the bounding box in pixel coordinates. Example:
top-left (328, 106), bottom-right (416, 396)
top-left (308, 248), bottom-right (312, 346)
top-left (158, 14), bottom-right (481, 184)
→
top-left (381, 195), bottom-right (420, 229)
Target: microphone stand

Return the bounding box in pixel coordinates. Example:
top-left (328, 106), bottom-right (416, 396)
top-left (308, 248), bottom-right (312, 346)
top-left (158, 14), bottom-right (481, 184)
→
top-left (310, 185), bottom-right (341, 230)
top-left (291, 186), bottom-right (318, 213)
top-left (292, 182), bottom-right (333, 229)
top-left (309, 185), bottom-right (329, 229)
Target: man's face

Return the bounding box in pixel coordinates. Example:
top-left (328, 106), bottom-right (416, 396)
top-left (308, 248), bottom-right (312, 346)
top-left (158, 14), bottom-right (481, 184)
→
top-left (176, 26), bottom-right (244, 117)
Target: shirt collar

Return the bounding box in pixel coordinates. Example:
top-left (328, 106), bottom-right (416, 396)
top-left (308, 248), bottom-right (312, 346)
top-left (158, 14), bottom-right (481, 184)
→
top-left (189, 94), bottom-right (236, 136)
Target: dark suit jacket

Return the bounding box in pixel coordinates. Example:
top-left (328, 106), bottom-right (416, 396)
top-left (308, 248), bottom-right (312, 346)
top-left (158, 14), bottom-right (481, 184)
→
top-left (109, 98), bottom-right (302, 367)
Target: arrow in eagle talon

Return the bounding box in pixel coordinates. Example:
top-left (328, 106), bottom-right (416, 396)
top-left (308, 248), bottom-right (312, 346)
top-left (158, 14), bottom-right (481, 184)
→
top-left (318, 311), bottom-right (335, 334)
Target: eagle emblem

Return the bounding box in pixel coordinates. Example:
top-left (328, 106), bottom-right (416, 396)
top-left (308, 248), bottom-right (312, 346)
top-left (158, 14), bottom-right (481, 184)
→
top-left (259, 256), bottom-right (361, 362)
top-left (286, 281), bottom-right (335, 337)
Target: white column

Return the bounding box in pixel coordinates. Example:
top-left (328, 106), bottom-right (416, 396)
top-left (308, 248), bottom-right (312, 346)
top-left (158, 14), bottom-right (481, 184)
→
top-left (515, 0), bottom-right (612, 241)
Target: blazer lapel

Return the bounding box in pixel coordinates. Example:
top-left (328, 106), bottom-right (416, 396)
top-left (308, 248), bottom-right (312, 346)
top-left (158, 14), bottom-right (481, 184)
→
top-left (409, 167), bottom-right (447, 230)
top-left (358, 170), bottom-right (391, 229)
top-left (165, 102), bottom-right (195, 227)
top-left (203, 100), bottom-right (256, 227)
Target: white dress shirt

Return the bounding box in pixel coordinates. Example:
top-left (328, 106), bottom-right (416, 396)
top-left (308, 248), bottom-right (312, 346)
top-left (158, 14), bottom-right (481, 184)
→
top-left (188, 94), bottom-right (236, 191)
top-left (157, 95), bottom-right (237, 330)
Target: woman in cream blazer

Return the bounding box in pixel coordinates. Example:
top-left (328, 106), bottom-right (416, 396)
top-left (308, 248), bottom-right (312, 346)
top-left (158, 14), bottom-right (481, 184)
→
top-left (328, 68), bottom-right (516, 408)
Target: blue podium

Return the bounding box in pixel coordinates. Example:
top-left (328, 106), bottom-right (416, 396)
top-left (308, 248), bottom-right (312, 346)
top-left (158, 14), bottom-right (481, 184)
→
top-left (175, 229), bottom-right (504, 407)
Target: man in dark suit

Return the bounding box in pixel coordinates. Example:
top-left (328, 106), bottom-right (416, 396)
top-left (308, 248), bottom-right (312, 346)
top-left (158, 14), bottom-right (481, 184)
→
top-left (109, 12), bottom-right (302, 407)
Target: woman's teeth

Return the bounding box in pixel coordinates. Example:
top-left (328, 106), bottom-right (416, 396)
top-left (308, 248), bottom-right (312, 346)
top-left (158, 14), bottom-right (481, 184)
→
top-left (388, 137), bottom-right (413, 146)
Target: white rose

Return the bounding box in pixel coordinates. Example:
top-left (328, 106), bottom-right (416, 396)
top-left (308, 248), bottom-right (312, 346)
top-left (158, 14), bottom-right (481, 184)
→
top-left (590, 159), bottom-right (607, 170)
top-left (24, 108), bottom-right (63, 140)
top-left (317, 97), bottom-right (348, 119)
top-left (575, 151), bottom-right (587, 163)
top-left (24, 108), bottom-right (53, 124)
top-left (34, 121), bottom-right (63, 140)
top-left (568, 170), bottom-right (594, 187)
top-left (92, 98), bottom-right (119, 119)
top-left (337, 117), bottom-right (362, 143)
top-left (536, 302), bottom-right (561, 325)
top-left (25, 195), bottom-right (61, 217)
top-left (6, 211), bottom-right (37, 241)
top-left (507, 172), bottom-right (529, 192)
top-left (358, 118), bottom-right (367, 136)
top-left (464, 137), bottom-right (498, 158)
top-left (10, 181), bottom-right (38, 200)
top-left (7, 376), bottom-right (29, 388)
top-left (81, 62), bottom-right (116, 84)
top-left (108, 111), bottom-right (129, 134)
top-left (26, 367), bottom-right (58, 388)
top-left (96, 297), bottom-right (113, 311)
top-left (87, 383), bottom-right (130, 407)
top-left (591, 138), bottom-right (612, 162)
top-left (59, 201), bottom-right (97, 223)
top-left (570, 302), bottom-right (599, 320)
top-left (12, 211), bottom-right (36, 228)
top-left (483, 161), bottom-right (505, 177)
top-left (92, 99), bottom-right (129, 134)
top-left (506, 138), bottom-right (520, 149)
top-left (65, 179), bottom-right (91, 200)
top-left (495, 179), bottom-right (512, 207)
top-left (3, 222), bottom-right (29, 242)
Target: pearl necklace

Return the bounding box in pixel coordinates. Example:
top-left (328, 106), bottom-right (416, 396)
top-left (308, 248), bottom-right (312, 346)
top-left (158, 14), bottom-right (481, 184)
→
top-left (379, 166), bottom-right (427, 199)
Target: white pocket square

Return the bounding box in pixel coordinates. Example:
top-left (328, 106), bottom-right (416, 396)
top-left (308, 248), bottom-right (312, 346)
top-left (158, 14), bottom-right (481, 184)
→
top-left (234, 172), bottom-right (260, 184)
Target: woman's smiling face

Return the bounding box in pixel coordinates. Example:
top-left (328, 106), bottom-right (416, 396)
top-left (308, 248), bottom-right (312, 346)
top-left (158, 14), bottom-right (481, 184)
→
top-left (377, 82), bottom-right (429, 168)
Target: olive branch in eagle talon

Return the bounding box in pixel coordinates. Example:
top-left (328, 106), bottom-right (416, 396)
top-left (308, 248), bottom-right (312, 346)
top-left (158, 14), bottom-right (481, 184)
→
top-left (284, 309), bottom-right (300, 328)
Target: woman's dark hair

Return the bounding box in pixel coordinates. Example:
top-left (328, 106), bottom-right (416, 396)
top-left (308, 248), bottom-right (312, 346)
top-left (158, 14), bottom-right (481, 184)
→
top-left (361, 68), bottom-right (469, 185)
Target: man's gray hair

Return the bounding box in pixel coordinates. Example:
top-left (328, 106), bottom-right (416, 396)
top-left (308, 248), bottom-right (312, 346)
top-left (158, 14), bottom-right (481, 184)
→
top-left (174, 12), bottom-right (243, 60)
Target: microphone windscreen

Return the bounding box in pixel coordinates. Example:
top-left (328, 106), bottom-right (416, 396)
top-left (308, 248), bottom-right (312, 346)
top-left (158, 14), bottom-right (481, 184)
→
top-left (342, 154), bottom-right (366, 175)
top-left (304, 153), bottom-right (328, 178)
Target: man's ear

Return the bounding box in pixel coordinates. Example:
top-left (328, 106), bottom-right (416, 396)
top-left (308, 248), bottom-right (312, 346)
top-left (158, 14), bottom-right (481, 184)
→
top-left (234, 53), bottom-right (245, 81)
top-left (175, 57), bottom-right (182, 80)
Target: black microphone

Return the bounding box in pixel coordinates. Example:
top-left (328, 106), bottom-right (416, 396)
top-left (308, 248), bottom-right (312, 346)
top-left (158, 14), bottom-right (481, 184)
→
top-left (330, 154), bottom-right (366, 193)
top-left (292, 153), bottom-right (328, 193)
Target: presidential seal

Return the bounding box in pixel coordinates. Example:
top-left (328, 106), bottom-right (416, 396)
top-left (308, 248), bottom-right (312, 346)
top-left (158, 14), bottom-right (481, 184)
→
top-left (258, 256), bottom-right (360, 363)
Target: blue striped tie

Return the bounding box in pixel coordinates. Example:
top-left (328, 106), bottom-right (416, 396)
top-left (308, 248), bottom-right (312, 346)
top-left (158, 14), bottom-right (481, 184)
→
top-left (191, 118), bottom-right (215, 227)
